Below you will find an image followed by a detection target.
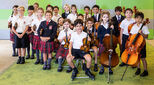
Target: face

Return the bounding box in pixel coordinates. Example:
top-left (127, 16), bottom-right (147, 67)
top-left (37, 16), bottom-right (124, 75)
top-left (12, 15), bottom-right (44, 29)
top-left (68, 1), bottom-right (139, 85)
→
top-left (78, 16), bottom-right (84, 20)
top-left (18, 8), bottom-right (25, 16)
top-left (93, 7), bottom-right (99, 14)
top-left (102, 14), bottom-right (109, 23)
top-left (87, 21), bottom-right (93, 28)
top-left (75, 24), bottom-right (83, 33)
top-left (84, 8), bottom-right (89, 14)
top-left (115, 11), bottom-right (121, 16)
top-left (135, 16), bottom-right (143, 24)
top-left (37, 10), bottom-right (44, 17)
top-left (64, 6), bottom-right (70, 12)
top-left (71, 7), bottom-right (76, 13)
top-left (33, 4), bottom-right (39, 10)
top-left (54, 8), bottom-right (59, 14)
top-left (47, 7), bottom-right (53, 12)
top-left (28, 10), bottom-right (34, 15)
top-left (125, 10), bottom-right (133, 18)
top-left (58, 18), bottom-right (64, 26)
top-left (63, 22), bottom-right (70, 29)
top-left (45, 13), bottom-right (52, 21)
top-left (13, 7), bottom-right (18, 13)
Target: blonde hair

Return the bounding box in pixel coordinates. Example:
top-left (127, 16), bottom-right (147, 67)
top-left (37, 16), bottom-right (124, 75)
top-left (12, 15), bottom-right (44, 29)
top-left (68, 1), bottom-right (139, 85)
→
top-left (63, 4), bottom-right (70, 10)
top-left (18, 6), bottom-right (25, 11)
top-left (37, 7), bottom-right (44, 13)
top-left (100, 10), bottom-right (110, 22)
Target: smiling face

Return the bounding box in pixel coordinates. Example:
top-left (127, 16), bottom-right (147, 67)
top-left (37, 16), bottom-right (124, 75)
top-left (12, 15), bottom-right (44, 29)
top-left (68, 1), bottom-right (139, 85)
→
top-left (135, 16), bottom-right (143, 24)
top-left (47, 7), bottom-right (53, 12)
top-left (45, 12), bottom-right (52, 21)
top-left (71, 7), bottom-right (77, 13)
top-left (28, 10), bottom-right (34, 16)
top-left (125, 10), bottom-right (133, 18)
top-left (75, 24), bottom-right (83, 33)
top-left (18, 7), bottom-right (25, 16)
top-left (93, 7), bottom-right (99, 14)
top-left (102, 14), bottom-right (109, 23)
top-left (64, 5), bottom-right (70, 12)
top-left (58, 18), bottom-right (64, 26)
top-left (87, 21), bottom-right (93, 29)
top-left (13, 7), bottom-right (18, 14)
top-left (63, 21), bottom-right (70, 29)
top-left (37, 9), bottom-right (44, 18)
top-left (115, 11), bottom-right (121, 16)
top-left (84, 8), bottom-right (90, 14)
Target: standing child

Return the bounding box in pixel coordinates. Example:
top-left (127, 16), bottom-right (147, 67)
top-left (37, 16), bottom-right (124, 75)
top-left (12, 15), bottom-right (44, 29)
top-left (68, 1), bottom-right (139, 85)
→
top-left (32, 8), bottom-right (45, 64)
top-left (83, 6), bottom-right (91, 23)
top-left (92, 5), bottom-right (101, 23)
top-left (46, 4), bottom-right (53, 12)
top-left (38, 11), bottom-right (57, 70)
top-left (8, 5), bottom-right (19, 56)
top-left (119, 8), bottom-right (135, 66)
top-left (62, 4), bottom-right (70, 19)
top-left (52, 6), bottom-right (61, 23)
top-left (12, 6), bottom-right (29, 64)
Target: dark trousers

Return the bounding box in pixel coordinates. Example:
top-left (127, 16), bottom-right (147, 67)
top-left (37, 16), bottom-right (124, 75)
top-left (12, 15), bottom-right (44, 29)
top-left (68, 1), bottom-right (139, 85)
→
top-left (120, 34), bottom-right (129, 57)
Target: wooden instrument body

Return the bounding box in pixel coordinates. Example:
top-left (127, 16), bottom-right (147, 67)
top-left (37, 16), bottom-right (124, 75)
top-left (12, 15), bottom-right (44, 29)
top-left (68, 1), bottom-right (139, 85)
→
top-left (80, 37), bottom-right (91, 52)
top-left (8, 21), bottom-right (12, 28)
top-left (91, 32), bottom-right (99, 47)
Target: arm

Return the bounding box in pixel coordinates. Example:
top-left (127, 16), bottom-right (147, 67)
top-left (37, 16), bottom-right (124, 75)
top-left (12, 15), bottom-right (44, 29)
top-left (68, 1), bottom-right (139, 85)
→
top-left (50, 23), bottom-right (58, 41)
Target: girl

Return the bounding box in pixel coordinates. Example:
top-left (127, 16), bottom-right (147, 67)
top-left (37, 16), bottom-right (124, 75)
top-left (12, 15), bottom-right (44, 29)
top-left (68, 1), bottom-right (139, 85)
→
top-left (46, 4), bottom-right (53, 12)
top-left (62, 4), bottom-right (70, 19)
top-left (12, 6), bottom-right (29, 64)
top-left (38, 11), bottom-right (57, 70)
top-left (8, 5), bottom-right (19, 57)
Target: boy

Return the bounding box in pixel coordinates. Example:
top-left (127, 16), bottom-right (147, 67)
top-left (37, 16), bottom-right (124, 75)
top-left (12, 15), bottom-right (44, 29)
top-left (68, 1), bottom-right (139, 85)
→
top-left (52, 6), bottom-right (61, 23)
top-left (92, 5), bottom-right (101, 23)
top-left (83, 6), bottom-right (91, 22)
top-left (66, 19), bottom-right (95, 80)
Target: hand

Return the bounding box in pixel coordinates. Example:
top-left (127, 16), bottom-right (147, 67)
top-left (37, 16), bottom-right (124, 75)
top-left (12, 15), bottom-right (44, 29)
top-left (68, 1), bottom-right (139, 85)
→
top-left (40, 37), bottom-right (46, 42)
top-left (108, 49), bottom-right (113, 52)
top-left (138, 30), bottom-right (142, 34)
top-left (105, 34), bottom-right (110, 36)
top-left (18, 34), bottom-right (23, 39)
top-left (110, 25), bottom-right (114, 29)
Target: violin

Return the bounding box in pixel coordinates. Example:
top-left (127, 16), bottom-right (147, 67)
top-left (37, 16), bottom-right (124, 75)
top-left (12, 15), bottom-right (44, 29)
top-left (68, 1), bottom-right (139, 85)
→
top-left (8, 21), bottom-right (12, 28)
top-left (80, 30), bottom-right (91, 52)
top-left (33, 24), bottom-right (37, 31)
top-left (64, 29), bottom-right (70, 49)
top-left (91, 28), bottom-right (99, 47)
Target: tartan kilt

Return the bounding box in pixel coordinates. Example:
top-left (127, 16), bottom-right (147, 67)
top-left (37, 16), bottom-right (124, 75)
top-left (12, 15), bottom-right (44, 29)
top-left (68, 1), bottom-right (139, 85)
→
top-left (40, 41), bottom-right (54, 53)
top-left (53, 42), bottom-right (60, 51)
top-left (10, 32), bottom-right (14, 42)
top-left (56, 45), bottom-right (69, 58)
top-left (33, 35), bottom-right (40, 50)
top-left (98, 43), bottom-right (105, 56)
top-left (28, 33), bottom-right (34, 43)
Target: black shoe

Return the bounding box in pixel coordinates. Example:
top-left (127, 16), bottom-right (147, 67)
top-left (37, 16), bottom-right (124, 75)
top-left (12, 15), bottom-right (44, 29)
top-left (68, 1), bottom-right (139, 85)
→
top-left (12, 53), bottom-right (16, 57)
top-left (20, 57), bottom-right (25, 64)
top-left (43, 65), bottom-right (47, 70)
top-left (40, 59), bottom-right (44, 65)
top-left (71, 70), bottom-right (78, 81)
top-left (85, 70), bottom-right (95, 80)
top-left (34, 59), bottom-right (40, 64)
top-left (66, 66), bottom-right (72, 73)
top-left (57, 66), bottom-right (63, 72)
top-left (30, 55), bottom-right (35, 59)
top-left (17, 57), bottom-right (21, 64)
top-left (26, 55), bottom-right (30, 59)
top-left (119, 62), bottom-right (126, 67)
top-left (82, 63), bottom-right (86, 71)
top-left (99, 69), bottom-right (104, 75)
top-left (47, 65), bottom-right (51, 70)
top-left (135, 68), bottom-right (141, 75)
top-left (55, 58), bottom-right (58, 64)
top-left (140, 70), bottom-right (148, 77)
top-left (94, 64), bottom-right (98, 72)
top-left (109, 68), bottom-right (113, 75)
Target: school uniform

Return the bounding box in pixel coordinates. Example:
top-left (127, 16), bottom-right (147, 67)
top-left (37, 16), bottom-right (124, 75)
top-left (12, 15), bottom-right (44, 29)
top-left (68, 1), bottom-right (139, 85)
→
top-left (38, 20), bottom-right (58, 53)
top-left (62, 12), bottom-right (70, 19)
top-left (67, 13), bottom-right (77, 24)
top-left (130, 23), bottom-right (149, 58)
top-left (120, 18), bottom-right (135, 55)
top-left (70, 31), bottom-right (88, 59)
top-left (12, 16), bottom-right (29, 48)
top-left (83, 14), bottom-right (91, 22)
top-left (56, 28), bottom-right (73, 58)
top-left (112, 15), bottom-right (125, 37)
top-left (52, 14), bottom-right (61, 23)
top-left (92, 13), bottom-right (101, 23)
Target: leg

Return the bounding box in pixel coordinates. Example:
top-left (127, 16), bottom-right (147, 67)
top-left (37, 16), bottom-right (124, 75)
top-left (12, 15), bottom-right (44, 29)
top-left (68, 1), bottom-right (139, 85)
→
top-left (20, 48), bottom-right (26, 64)
top-left (12, 42), bottom-right (16, 56)
top-left (35, 49), bottom-right (40, 64)
top-left (17, 48), bottom-right (21, 64)
top-left (40, 52), bottom-right (44, 64)
top-left (92, 46), bottom-right (98, 72)
top-left (140, 58), bottom-right (148, 77)
top-left (135, 61), bottom-right (141, 75)
top-left (31, 43), bottom-right (35, 59)
top-left (57, 56), bottom-right (63, 72)
top-left (43, 53), bottom-right (47, 70)
top-left (26, 44), bottom-right (30, 59)
top-left (47, 53), bottom-right (52, 70)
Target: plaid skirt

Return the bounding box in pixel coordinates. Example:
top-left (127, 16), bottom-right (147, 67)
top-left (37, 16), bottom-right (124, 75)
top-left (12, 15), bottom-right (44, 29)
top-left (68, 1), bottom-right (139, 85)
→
top-left (98, 43), bottom-right (105, 56)
top-left (53, 42), bottom-right (60, 51)
top-left (56, 45), bottom-right (69, 58)
top-left (33, 35), bottom-right (40, 50)
top-left (10, 32), bottom-right (14, 42)
top-left (40, 41), bottom-right (54, 53)
top-left (28, 33), bottom-right (34, 43)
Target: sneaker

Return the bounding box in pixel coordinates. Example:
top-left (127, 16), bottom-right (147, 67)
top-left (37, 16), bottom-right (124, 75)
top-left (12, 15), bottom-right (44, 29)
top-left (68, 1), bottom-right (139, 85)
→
top-left (85, 70), bottom-right (95, 80)
top-left (135, 68), bottom-right (141, 75)
top-left (94, 64), bottom-right (98, 72)
top-left (140, 70), bottom-right (148, 77)
top-left (34, 59), bottom-right (40, 64)
top-left (57, 66), bottom-right (63, 72)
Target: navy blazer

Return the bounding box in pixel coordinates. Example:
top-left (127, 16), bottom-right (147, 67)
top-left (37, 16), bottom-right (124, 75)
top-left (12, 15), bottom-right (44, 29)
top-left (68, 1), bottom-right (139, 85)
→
top-left (92, 14), bottom-right (101, 23)
top-left (37, 20), bottom-right (57, 42)
top-left (62, 12), bottom-right (70, 19)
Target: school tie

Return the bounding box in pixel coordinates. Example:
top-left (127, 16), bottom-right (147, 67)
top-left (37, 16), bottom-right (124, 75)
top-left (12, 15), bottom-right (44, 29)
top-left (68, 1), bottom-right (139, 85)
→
top-left (46, 21), bottom-right (49, 26)
top-left (95, 15), bottom-right (97, 21)
top-left (118, 16), bottom-right (121, 23)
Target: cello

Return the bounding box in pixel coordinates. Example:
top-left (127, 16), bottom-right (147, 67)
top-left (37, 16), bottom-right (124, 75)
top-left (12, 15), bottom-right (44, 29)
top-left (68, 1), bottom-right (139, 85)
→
top-left (121, 18), bottom-right (150, 80)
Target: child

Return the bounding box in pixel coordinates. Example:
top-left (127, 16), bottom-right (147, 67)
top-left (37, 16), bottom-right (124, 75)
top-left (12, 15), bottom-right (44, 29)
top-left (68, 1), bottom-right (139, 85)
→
top-left (83, 6), bottom-right (91, 23)
top-left (31, 8), bottom-right (45, 64)
top-left (52, 6), bottom-right (61, 23)
top-left (83, 18), bottom-right (98, 72)
top-left (57, 17), bottom-right (64, 32)
top-left (8, 5), bottom-right (19, 56)
top-left (92, 5), bottom-right (101, 23)
top-left (56, 19), bottom-right (73, 72)
top-left (67, 4), bottom-right (77, 24)
top-left (129, 12), bottom-right (149, 77)
top-left (112, 6), bottom-right (125, 37)
top-left (62, 4), bottom-right (70, 19)
top-left (33, 2), bottom-right (39, 13)
top-left (25, 5), bottom-right (35, 59)
top-left (97, 11), bottom-right (114, 74)
top-left (38, 10), bottom-right (57, 70)
top-left (119, 8), bottom-right (135, 66)
top-left (12, 6), bottom-right (29, 64)
top-left (46, 4), bottom-right (53, 12)
top-left (66, 19), bottom-right (95, 80)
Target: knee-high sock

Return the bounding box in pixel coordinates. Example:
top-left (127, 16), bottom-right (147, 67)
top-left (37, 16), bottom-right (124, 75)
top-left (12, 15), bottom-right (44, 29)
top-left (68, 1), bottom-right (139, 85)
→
top-left (36, 50), bottom-right (39, 60)
top-left (48, 58), bottom-right (52, 65)
top-left (58, 58), bottom-right (63, 67)
top-left (12, 43), bottom-right (16, 54)
top-left (41, 52), bottom-right (43, 60)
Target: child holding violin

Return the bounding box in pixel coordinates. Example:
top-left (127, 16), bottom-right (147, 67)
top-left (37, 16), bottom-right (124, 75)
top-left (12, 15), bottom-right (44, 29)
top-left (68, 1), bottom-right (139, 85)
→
top-left (129, 12), bottom-right (149, 77)
top-left (56, 19), bottom-right (73, 72)
top-left (97, 11), bottom-right (115, 75)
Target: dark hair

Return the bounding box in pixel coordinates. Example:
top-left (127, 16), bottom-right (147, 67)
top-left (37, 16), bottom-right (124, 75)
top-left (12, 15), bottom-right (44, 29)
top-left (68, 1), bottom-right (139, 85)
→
top-left (54, 6), bottom-right (59, 10)
top-left (74, 19), bottom-right (83, 26)
top-left (135, 12), bottom-right (144, 19)
top-left (58, 17), bottom-right (63, 22)
top-left (86, 18), bottom-right (94, 23)
top-left (124, 8), bottom-right (133, 14)
top-left (28, 5), bottom-right (34, 10)
top-left (11, 5), bottom-right (19, 17)
top-left (45, 10), bottom-right (53, 16)
top-left (78, 14), bottom-right (84, 17)
top-left (92, 5), bottom-right (99, 9)
top-left (63, 19), bottom-right (71, 24)
top-left (46, 4), bottom-right (53, 10)
top-left (84, 6), bottom-right (90, 10)
top-left (115, 6), bottom-right (122, 12)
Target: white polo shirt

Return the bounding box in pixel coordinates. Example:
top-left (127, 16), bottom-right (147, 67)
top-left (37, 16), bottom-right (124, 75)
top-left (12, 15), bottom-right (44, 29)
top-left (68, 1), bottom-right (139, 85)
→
top-left (8, 14), bottom-right (19, 23)
top-left (70, 31), bottom-right (87, 49)
top-left (52, 14), bottom-right (61, 23)
top-left (12, 16), bottom-right (28, 33)
top-left (67, 13), bottom-right (77, 24)
top-left (120, 18), bottom-right (135, 35)
top-left (130, 23), bottom-right (150, 35)
top-left (31, 17), bottom-right (45, 35)
top-left (58, 28), bottom-right (73, 45)
top-left (25, 14), bottom-right (36, 26)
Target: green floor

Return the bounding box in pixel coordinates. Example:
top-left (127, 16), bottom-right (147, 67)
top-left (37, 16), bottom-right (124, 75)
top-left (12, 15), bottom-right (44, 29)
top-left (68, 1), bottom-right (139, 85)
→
top-left (0, 42), bottom-right (154, 85)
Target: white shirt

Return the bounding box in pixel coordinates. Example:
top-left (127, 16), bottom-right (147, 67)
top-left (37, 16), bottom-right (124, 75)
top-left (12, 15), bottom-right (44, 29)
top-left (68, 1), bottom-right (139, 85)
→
top-left (120, 18), bottom-right (135, 35)
top-left (116, 15), bottom-right (121, 20)
top-left (52, 14), bottom-right (61, 23)
top-left (8, 14), bottom-right (19, 22)
top-left (31, 17), bottom-right (45, 35)
top-left (67, 13), bottom-right (77, 24)
top-left (94, 13), bottom-right (99, 21)
top-left (58, 28), bottom-right (73, 45)
top-left (101, 22), bottom-right (109, 29)
top-left (70, 31), bottom-right (87, 49)
top-left (130, 23), bottom-right (150, 35)
top-left (25, 14), bottom-right (36, 26)
top-left (12, 16), bottom-right (28, 33)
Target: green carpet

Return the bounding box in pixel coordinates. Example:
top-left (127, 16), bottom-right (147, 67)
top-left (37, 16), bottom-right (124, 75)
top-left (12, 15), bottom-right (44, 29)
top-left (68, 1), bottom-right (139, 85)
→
top-left (0, 42), bottom-right (154, 85)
